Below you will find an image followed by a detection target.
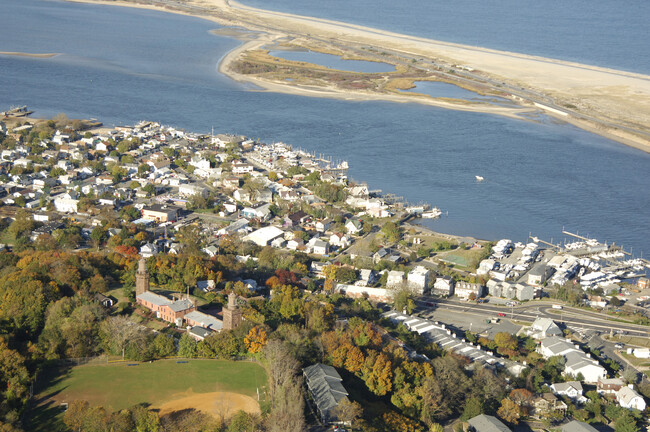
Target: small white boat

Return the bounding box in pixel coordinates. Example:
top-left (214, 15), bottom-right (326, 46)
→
top-left (421, 208), bottom-right (442, 218)
top-left (475, 175), bottom-right (484, 182)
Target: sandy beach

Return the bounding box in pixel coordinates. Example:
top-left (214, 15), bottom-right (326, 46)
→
top-left (65, 0), bottom-right (650, 152)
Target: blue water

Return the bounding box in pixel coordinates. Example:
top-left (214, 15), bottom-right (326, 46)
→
top-left (0, 0), bottom-right (648, 257)
top-left (402, 81), bottom-right (510, 104)
top-left (242, 0), bottom-right (650, 74)
top-left (268, 50), bottom-right (395, 73)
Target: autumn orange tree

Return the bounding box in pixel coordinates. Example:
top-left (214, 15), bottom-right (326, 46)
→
top-left (244, 326), bottom-right (268, 354)
top-left (497, 398), bottom-right (522, 425)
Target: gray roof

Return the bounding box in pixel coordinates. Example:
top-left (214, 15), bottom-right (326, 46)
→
top-left (303, 364), bottom-right (348, 423)
top-left (189, 326), bottom-right (213, 339)
top-left (168, 299), bottom-right (194, 312)
top-left (561, 421), bottom-right (599, 432)
top-left (468, 414), bottom-right (511, 432)
top-left (551, 381), bottom-right (583, 393)
top-left (184, 311), bottom-right (223, 330)
top-left (137, 291), bottom-right (171, 307)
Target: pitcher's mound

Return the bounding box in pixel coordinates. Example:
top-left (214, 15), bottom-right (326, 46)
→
top-left (158, 391), bottom-right (260, 419)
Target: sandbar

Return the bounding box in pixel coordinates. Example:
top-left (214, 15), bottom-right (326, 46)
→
top-left (0, 51), bottom-right (59, 58)
top-left (64, 0), bottom-right (650, 152)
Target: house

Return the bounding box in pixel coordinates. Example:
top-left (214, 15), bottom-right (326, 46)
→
top-left (527, 317), bottom-right (563, 340)
top-left (315, 219), bottom-right (332, 233)
top-left (336, 284), bottom-right (392, 302)
top-left (533, 393), bottom-right (567, 417)
top-left (455, 281), bottom-right (485, 300)
top-left (564, 351), bottom-right (606, 383)
top-left (527, 263), bottom-right (555, 286)
top-left (356, 269), bottom-right (376, 286)
top-left (329, 233), bottom-right (351, 248)
top-left (308, 238), bottom-right (329, 255)
top-left (243, 226), bottom-right (285, 247)
top-left (538, 336), bottom-right (607, 383)
top-left (178, 184), bottom-right (208, 198)
top-left (386, 270), bottom-right (405, 288)
top-left (241, 203), bottom-right (272, 221)
top-left (617, 386), bottom-right (646, 410)
top-left (432, 276), bottom-right (455, 296)
top-left (515, 283), bottom-right (534, 301)
top-left (93, 293), bottom-right (114, 308)
top-left (203, 245), bottom-right (219, 257)
top-left (373, 248), bottom-right (401, 265)
top-left (345, 218), bottom-right (363, 234)
top-left (197, 280), bottom-right (216, 292)
top-left (407, 266), bottom-right (431, 295)
top-left (287, 238), bottom-right (304, 251)
top-left (278, 189), bottom-right (300, 201)
top-left (637, 277), bottom-right (649, 290)
top-left (217, 218), bottom-right (249, 236)
top-left (141, 204), bottom-right (179, 223)
top-left (188, 326), bottom-right (214, 341)
top-left (284, 211), bottom-right (309, 228)
top-left (311, 261), bottom-right (327, 278)
top-left (467, 414), bottom-right (511, 432)
top-left (53, 194), bottom-right (79, 213)
top-left (233, 188), bottom-right (252, 203)
top-left (140, 242), bottom-right (158, 258)
top-left (550, 381), bottom-right (584, 400)
top-left (597, 377), bottom-right (625, 394)
top-left (232, 162), bottom-right (254, 174)
top-left (303, 364), bottom-right (349, 425)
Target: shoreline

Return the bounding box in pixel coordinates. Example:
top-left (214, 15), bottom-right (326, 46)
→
top-left (64, 0), bottom-right (650, 153)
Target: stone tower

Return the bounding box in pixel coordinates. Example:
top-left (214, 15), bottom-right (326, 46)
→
top-left (222, 292), bottom-right (242, 331)
top-left (135, 257), bottom-right (150, 296)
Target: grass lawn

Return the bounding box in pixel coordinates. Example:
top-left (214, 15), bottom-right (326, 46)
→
top-left (28, 359), bottom-right (266, 431)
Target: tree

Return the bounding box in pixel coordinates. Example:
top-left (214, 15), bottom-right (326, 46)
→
top-left (178, 333), bottom-right (197, 358)
top-left (244, 326), bottom-right (268, 354)
top-left (461, 396), bottom-right (484, 421)
top-left (494, 332), bottom-right (518, 356)
top-left (614, 412), bottom-right (639, 432)
top-left (393, 285), bottom-right (416, 314)
top-left (90, 226), bottom-right (107, 250)
top-left (151, 333), bottom-right (176, 358)
top-left (381, 221), bottom-right (401, 243)
top-left (100, 316), bottom-right (147, 360)
top-left (333, 398), bottom-right (363, 429)
top-left (497, 398), bottom-right (521, 425)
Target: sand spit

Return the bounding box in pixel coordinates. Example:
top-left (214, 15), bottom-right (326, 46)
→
top-left (63, 0), bottom-right (650, 152)
top-left (0, 51), bottom-right (59, 58)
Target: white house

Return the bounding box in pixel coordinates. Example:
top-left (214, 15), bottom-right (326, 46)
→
top-left (53, 194), bottom-right (79, 213)
top-left (433, 277), bottom-right (454, 296)
top-left (407, 266), bottom-right (431, 295)
top-left (308, 238), bottom-right (329, 255)
top-left (243, 226), bottom-right (285, 247)
top-left (329, 233), bottom-right (351, 248)
top-left (538, 337), bottom-right (606, 383)
top-left (617, 386), bottom-right (646, 411)
top-left (345, 219), bottom-right (363, 235)
top-left (386, 270), bottom-right (405, 288)
top-left (550, 381), bottom-right (584, 400)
